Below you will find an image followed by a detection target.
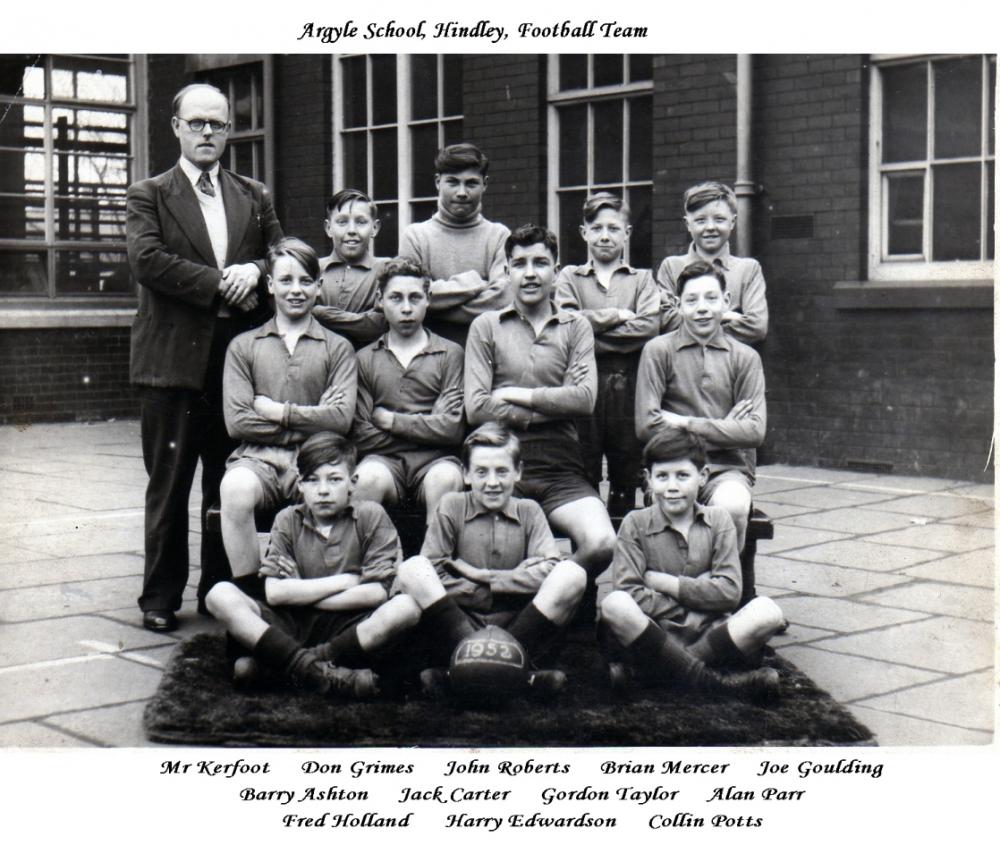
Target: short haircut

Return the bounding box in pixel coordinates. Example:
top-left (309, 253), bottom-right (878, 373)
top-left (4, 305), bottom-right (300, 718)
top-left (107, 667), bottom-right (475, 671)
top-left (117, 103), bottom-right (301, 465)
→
top-left (296, 432), bottom-right (357, 478)
top-left (172, 82), bottom-right (229, 117)
top-left (504, 223), bottom-right (559, 263)
top-left (376, 256), bottom-right (430, 295)
top-left (676, 259), bottom-right (727, 297)
top-left (435, 143), bottom-right (489, 176)
top-left (582, 192), bottom-right (630, 224)
top-left (642, 427), bottom-right (707, 471)
top-left (326, 188), bottom-right (379, 221)
top-left (683, 181), bottom-right (738, 214)
top-left (266, 237), bottom-right (321, 281)
top-left (461, 422), bottom-right (521, 469)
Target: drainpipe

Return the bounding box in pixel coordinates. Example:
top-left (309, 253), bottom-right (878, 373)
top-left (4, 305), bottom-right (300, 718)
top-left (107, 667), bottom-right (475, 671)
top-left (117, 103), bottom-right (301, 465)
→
top-left (734, 54), bottom-right (755, 257)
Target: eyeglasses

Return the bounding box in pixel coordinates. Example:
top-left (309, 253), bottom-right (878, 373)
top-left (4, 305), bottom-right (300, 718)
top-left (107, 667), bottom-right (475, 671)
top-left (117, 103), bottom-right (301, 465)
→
top-left (176, 117), bottom-right (230, 134)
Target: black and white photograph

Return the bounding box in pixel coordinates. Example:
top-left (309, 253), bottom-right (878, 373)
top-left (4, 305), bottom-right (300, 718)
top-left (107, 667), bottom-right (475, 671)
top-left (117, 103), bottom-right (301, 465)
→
top-left (0, 0), bottom-right (995, 848)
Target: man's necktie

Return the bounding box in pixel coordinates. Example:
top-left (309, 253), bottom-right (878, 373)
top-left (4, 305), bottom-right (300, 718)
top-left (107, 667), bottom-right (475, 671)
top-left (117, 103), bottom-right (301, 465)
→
top-left (196, 170), bottom-right (215, 197)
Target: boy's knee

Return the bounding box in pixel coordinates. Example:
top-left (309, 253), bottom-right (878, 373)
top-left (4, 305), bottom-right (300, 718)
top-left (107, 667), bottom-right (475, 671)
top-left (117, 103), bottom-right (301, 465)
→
top-left (220, 469), bottom-right (260, 514)
top-left (740, 595), bottom-right (784, 632)
top-left (387, 592), bottom-right (423, 627)
top-left (204, 581), bottom-right (236, 616)
top-left (579, 530), bottom-right (616, 568)
top-left (547, 560), bottom-right (588, 605)
top-left (599, 590), bottom-right (636, 628)
top-left (423, 463), bottom-right (463, 495)
top-left (396, 555), bottom-right (435, 590)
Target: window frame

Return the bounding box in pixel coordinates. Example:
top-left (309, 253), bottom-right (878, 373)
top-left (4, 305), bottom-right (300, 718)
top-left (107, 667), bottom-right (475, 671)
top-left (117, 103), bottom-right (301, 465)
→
top-left (0, 53), bottom-right (148, 307)
top-left (867, 53), bottom-right (994, 283)
top-left (330, 54), bottom-right (463, 248)
top-left (546, 54), bottom-right (654, 268)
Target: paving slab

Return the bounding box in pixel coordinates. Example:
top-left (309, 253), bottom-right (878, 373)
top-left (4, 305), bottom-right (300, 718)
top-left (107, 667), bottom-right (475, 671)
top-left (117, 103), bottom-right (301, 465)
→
top-left (0, 655), bottom-right (162, 722)
top-left (858, 581), bottom-right (994, 623)
top-left (811, 616), bottom-right (993, 674)
top-left (753, 500), bottom-right (819, 520)
top-left (0, 615), bottom-right (175, 668)
top-left (780, 507), bottom-right (914, 535)
top-left (846, 705), bottom-right (993, 747)
top-left (773, 595), bottom-right (926, 633)
top-left (777, 539), bottom-right (947, 572)
top-left (0, 553), bottom-right (143, 591)
top-left (10, 525), bottom-right (146, 559)
top-left (946, 511), bottom-right (996, 529)
top-left (755, 555), bottom-right (911, 597)
top-left (943, 483), bottom-right (996, 501)
top-left (0, 544), bottom-right (57, 567)
top-left (778, 646), bottom-right (939, 704)
top-left (900, 549), bottom-right (995, 588)
top-left (864, 523), bottom-right (994, 553)
top-left (756, 465), bottom-right (864, 483)
top-left (753, 584), bottom-right (797, 600)
top-left (856, 671), bottom-right (995, 731)
top-left (0, 575), bottom-right (142, 622)
top-left (0, 720), bottom-right (93, 748)
top-left (859, 493), bottom-right (993, 519)
top-left (748, 477), bottom-right (815, 496)
top-left (840, 474), bottom-right (965, 494)
top-left (757, 525), bottom-right (849, 555)
top-left (47, 699), bottom-right (154, 747)
top-left (758, 486), bottom-right (895, 511)
top-left (766, 623), bottom-right (835, 648)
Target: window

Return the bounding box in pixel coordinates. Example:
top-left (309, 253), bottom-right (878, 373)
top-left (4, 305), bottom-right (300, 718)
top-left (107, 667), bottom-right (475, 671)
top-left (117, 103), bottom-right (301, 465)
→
top-left (333, 55), bottom-right (463, 256)
top-left (0, 54), bottom-right (145, 301)
top-left (197, 60), bottom-right (272, 188)
top-left (869, 55), bottom-right (995, 281)
top-left (547, 55), bottom-right (654, 269)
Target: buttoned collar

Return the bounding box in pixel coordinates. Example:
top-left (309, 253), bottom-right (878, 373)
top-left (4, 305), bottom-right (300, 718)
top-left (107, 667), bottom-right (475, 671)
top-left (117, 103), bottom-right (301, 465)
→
top-left (674, 322), bottom-right (731, 351)
top-left (252, 315), bottom-right (328, 342)
top-left (686, 242), bottom-right (732, 271)
top-left (178, 156), bottom-right (220, 189)
top-left (294, 501), bottom-right (359, 535)
top-left (575, 260), bottom-right (637, 278)
top-left (644, 500), bottom-right (712, 535)
top-left (498, 301), bottom-right (575, 326)
top-left (319, 253), bottom-right (375, 273)
top-left (463, 492), bottom-right (521, 523)
top-left (373, 329), bottom-right (448, 356)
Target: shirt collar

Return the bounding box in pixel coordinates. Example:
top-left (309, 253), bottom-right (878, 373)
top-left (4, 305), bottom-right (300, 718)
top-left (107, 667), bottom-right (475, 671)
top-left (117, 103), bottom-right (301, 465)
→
top-left (463, 492), bottom-right (521, 522)
top-left (295, 501), bottom-right (358, 534)
top-left (576, 260), bottom-right (637, 278)
top-left (687, 242), bottom-right (732, 271)
top-left (178, 156), bottom-right (220, 188)
top-left (373, 329), bottom-right (448, 355)
top-left (319, 253), bottom-right (374, 272)
top-left (644, 500), bottom-right (711, 534)
top-left (675, 322), bottom-right (731, 351)
top-left (498, 301), bottom-right (574, 326)
top-left (253, 315), bottom-right (328, 342)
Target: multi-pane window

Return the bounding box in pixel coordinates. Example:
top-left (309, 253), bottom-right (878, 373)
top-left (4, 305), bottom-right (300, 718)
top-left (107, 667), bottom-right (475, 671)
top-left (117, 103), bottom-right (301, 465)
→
top-left (870, 55), bottom-right (995, 280)
top-left (0, 54), bottom-right (143, 299)
top-left (198, 62), bottom-right (268, 184)
top-left (334, 55), bottom-right (463, 257)
top-left (548, 55), bottom-right (654, 269)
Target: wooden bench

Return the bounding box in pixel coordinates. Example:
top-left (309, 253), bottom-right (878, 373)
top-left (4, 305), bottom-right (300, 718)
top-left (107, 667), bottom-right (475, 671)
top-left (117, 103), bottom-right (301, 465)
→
top-left (205, 502), bottom-right (772, 606)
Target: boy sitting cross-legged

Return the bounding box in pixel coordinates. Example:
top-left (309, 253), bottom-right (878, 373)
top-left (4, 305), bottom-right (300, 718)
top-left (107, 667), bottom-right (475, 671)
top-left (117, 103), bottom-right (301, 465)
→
top-left (219, 238), bottom-right (357, 581)
top-left (350, 257), bottom-right (465, 525)
top-left (205, 432), bottom-right (420, 696)
top-left (396, 422), bottom-right (588, 698)
top-left (598, 428), bottom-right (784, 702)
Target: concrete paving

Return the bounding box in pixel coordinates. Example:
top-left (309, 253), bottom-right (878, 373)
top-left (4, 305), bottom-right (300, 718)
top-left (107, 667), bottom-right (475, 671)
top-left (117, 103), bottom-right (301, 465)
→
top-left (0, 420), bottom-right (994, 747)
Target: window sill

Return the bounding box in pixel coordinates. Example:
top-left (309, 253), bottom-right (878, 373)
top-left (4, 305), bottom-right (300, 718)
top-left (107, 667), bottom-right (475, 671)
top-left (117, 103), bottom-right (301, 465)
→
top-left (833, 280), bottom-right (994, 310)
top-left (0, 307), bottom-right (136, 330)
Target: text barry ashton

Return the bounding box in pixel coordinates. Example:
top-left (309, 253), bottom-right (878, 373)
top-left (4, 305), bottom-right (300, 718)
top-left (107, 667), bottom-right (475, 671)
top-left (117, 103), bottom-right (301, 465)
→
top-left (297, 20), bottom-right (648, 45)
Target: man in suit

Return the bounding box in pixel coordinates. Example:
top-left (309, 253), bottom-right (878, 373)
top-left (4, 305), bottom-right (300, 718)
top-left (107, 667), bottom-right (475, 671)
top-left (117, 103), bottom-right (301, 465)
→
top-left (127, 83), bottom-right (283, 632)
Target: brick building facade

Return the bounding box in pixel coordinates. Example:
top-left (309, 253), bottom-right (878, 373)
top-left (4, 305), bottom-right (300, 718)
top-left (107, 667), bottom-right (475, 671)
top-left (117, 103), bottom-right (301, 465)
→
top-left (0, 53), bottom-right (993, 480)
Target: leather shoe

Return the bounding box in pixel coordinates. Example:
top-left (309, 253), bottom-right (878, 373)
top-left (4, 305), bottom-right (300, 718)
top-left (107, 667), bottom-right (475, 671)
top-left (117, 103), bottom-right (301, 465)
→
top-left (143, 609), bottom-right (178, 632)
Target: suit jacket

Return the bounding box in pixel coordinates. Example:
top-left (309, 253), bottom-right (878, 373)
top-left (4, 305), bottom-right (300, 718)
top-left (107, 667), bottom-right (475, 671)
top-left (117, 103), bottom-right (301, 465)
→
top-left (127, 164), bottom-right (283, 389)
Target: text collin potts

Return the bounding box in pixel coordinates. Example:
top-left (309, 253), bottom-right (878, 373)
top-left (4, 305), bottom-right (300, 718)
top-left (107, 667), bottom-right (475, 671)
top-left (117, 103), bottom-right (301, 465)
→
top-left (157, 755), bottom-right (885, 831)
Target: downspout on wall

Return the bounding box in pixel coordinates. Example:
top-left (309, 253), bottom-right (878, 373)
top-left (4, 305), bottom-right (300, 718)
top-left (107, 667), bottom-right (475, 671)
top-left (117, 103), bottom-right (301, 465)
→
top-left (734, 54), bottom-right (755, 257)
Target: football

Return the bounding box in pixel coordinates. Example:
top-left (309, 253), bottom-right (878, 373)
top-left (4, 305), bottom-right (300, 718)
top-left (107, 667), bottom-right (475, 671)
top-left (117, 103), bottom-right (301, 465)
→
top-left (449, 626), bottom-right (528, 707)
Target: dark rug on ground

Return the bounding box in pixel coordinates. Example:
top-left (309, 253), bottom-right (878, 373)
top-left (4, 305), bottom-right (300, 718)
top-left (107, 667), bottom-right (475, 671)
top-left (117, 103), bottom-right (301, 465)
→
top-left (144, 631), bottom-right (876, 748)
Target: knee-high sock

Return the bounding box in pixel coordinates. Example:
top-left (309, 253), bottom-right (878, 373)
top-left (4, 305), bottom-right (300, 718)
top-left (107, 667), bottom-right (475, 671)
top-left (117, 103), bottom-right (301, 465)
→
top-left (506, 603), bottom-right (561, 659)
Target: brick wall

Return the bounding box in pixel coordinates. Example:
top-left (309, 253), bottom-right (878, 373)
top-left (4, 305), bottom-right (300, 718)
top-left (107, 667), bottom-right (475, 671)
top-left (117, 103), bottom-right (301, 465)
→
top-left (462, 55), bottom-right (547, 226)
top-left (273, 56), bottom-right (332, 249)
top-left (752, 55), bottom-right (993, 481)
top-left (0, 328), bottom-right (136, 425)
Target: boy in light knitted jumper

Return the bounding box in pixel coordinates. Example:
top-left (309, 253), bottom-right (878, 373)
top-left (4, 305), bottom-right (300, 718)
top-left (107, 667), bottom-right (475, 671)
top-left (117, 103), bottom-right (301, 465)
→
top-left (399, 143), bottom-right (510, 347)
